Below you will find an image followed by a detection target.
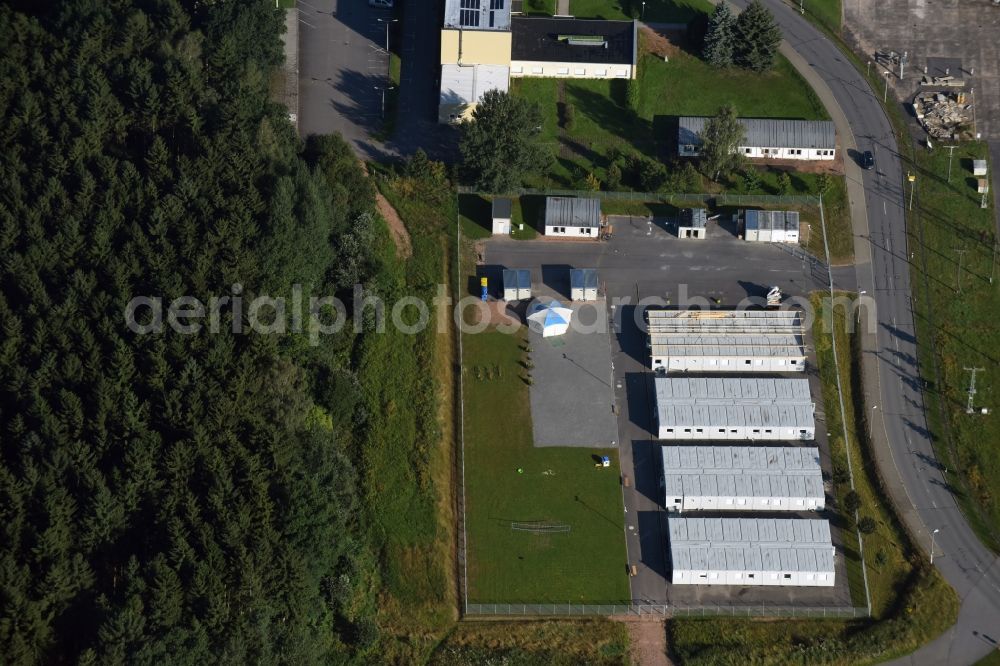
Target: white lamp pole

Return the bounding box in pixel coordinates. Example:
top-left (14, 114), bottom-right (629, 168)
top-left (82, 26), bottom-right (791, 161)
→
top-left (930, 528), bottom-right (940, 564)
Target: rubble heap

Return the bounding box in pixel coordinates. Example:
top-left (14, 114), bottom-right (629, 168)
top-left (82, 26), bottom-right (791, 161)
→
top-left (912, 91), bottom-right (973, 140)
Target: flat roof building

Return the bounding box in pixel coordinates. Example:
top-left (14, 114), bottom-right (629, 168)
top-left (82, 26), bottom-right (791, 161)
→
top-left (492, 197), bottom-right (513, 235)
top-left (646, 310), bottom-right (806, 374)
top-left (678, 117), bottom-right (836, 161)
top-left (661, 445), bottom-right (825, 512)
top-left (653, 377), bottom-right (815, 441)
top-left (743, 210), bottom-right (800, 244)
top-left (438, 64), bottom-right (511, 123)
top-left (570, 268), bottom-right (599, 301)
top-left (544, 196), bottom-right (601, 237)
top-left (678, 208), bottom-right (707, 239)
top-left (502, 269), bottom-right (531, 301)
top-left (668, 517), bottom-right (835, 586)
top-left (510, 18), bottom-right (637, 80)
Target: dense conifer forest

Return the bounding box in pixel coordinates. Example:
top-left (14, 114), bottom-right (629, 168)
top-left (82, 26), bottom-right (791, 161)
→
top-left (0, 1), bottom-right (403, 662)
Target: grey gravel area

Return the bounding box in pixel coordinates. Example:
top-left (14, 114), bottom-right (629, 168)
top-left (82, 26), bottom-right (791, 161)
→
top-left (528, 303), bottom-right (620, 448)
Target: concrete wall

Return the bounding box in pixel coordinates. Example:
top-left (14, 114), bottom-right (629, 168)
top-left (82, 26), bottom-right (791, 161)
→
top-left (650, 355), bottom-right (806, 373)
top-left (665, 494), bottom-right (824, 512)
top-left (679, 144), bottom-right (836, 161)
top-left (441, 29), bottom-right (512, 65)
top-left (510, 60), bottom-right (633, 80)
top-left (545, 224), bottom-right (599, 238)
top-left (656, 424), bottom-right (815, 441)
top-left (671, 568), bottom-right (835, 586)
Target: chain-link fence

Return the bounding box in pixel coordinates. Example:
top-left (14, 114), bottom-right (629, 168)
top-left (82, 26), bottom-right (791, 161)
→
top-left (455, 186), bottom-right (821, 208)
top-left (464, 602), bottom-right (870, 618)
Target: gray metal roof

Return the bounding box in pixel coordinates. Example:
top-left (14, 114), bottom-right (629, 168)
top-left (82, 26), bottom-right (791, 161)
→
top-left (661, 446), bottom-right (824, 501)
top-left (544, 196), bottom-right (601, 228)
top-left (646, 309), bottom-right (802, 335)
top-left (680, 208), bottom-right (707, 228)
top-left (654, 377), bottom-right (814, 430)
top-left (678, 117), bottom-right (836, 150)
top-left (745, 209), bottom-right (800, 232)
top-left (668, 517), bottom-right (834, 574)
top-left (570, 268), bottom-right (598, 289)
top-left (650, 333), bottom-right (805, 359)
top-left (492, 197), bottom-right (513, 218)
top-left (502, 269), bottom-right (531, 289)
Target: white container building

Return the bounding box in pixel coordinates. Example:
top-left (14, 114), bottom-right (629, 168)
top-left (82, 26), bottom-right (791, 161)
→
top-left (543, 196), bottom-right (601, 238)
top-left (668, 517), bottom-right (835, 587)
top-left (661, 445), bottom-right (825, 512)
top-left (492, 198), bottom-right (513, 234)
top-left (502, 269), bottom-right (532, 301)
top-left (653, 377), bottom-right (815, 441)
top-left (743, 210), bottom-right (800, 243)
top-left (570, 268), bottom-right (599, 301)
top-left (678, 117), bottom-right (836, 161)
top-left (647, 309), bottom-right (806, 373)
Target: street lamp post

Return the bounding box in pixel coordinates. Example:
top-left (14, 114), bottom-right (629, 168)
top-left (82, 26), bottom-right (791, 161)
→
top-left (374, 84), bottom-right (396, 119)
top-left (883, 71), bottom-right (891, 104)
top-left (377, 18), bottom-right (397, 54)
top-left (908, 173), bottom-right (916, 210)
top-left (642, 1), bottom-right (646, 18)
top-left (930, 528), bottom-right (940, 564)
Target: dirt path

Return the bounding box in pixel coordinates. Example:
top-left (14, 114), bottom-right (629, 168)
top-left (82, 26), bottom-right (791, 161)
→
top-left (615, 618), bottom-right (671, 666)
top-left (375, 190), bottom-right (412, 259)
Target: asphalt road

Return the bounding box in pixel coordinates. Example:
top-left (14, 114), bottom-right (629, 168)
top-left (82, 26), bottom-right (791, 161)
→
top-left (737, 0), bottom-right (1000, 662)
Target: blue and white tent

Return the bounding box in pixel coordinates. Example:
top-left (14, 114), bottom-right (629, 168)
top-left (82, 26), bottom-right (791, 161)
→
top-left (527, 300), bottom-right (573, 337)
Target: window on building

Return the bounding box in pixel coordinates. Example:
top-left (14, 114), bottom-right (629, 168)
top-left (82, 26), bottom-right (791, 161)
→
top-left (683, 144), bottom-right (695, 153)
top-left (595, 69), bottom-right (607, 76)
top-left (488, 11), bottom-right (494, 26)
top-left (784, 574), bottom-right (792, 579)
top-left (752, 429), bottom-right (760, 433)
top-left (748, 574), bottom-right (755, 579)
top-left (745, 148), bottom-right (752, 153)
top-left (557, 67), bottom-right (569, 75)
top-left (459, 9), bottom-right (480, 26)
top-left (574, 68), bottom-right (585, 76)
top-left (489, 0), bottom-right (504, 8)
top-left (745, 359), bottom-right (751, 364)
top-left (790, 359), bottom-right (797, 365)
top-left (696, 428), bottom-right (703, 433)
top-left (531, 66), bottom-right (543, 74)
top-left (511, 65), bottom-right (523, 73)
top-left (684, 428), bottom-right (691, 433)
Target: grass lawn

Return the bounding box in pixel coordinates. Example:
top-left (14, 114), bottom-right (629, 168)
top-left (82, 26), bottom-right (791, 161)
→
top-left (570, 0), bottom-right (712, 22)
top-left (804, 0), bottom-right (842, 32)
top-left (459, 193), bottom-right (540, 240)
top-left (513, 45), bottom-right (827, 189)
top-left (430, 619), bottom-right (629, 665)
top-left (908, 141), bottom-right (1000, 549)
top-left (462, 327), bottom-right (630, 603)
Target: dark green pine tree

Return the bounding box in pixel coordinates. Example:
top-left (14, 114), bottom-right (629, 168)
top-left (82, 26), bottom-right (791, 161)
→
top-left (702, 2), bottom-right (736, 68)
top-left (734, 0), bottom-right (782, 73)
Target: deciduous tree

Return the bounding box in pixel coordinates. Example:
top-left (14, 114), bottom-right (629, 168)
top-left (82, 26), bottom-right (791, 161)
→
top-left (699, 105), bottom-right (747, 180)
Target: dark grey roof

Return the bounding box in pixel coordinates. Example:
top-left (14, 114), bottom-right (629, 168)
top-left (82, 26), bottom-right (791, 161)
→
top-left (544, 196), bottom-right (601, 228)
top-left (511, 18), bottom-right (636, 65)
top-left (745, 210), bottom-right (800, 232)
top-left (680, 208), bottom-right (707, 228)
top-left (502, 269), bottom-right (531, 289)
top-left (678, 117), bottom-right (836, 150)
top-left (570, 268), bottom-right (598, 289)
top-left (492, 197), bottom-right (512, 218)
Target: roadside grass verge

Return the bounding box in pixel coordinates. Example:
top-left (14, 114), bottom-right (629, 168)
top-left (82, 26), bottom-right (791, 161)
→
top-left (667, 294), bottom-right (958, 664)
top-left (461, 327), bottom-right (630, 603)
top-left (570, 0), bottom-right (712, 21)
top-left (429, 619), bottom-right (629, 665)
top-left (907, 141), bottom-right (1000, 550)
top-left (802, 0), bottom-right (841, 33)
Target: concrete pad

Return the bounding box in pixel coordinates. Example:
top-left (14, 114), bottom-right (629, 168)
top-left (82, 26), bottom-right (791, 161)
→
top-left (528, 303), bottom-right (619, 447)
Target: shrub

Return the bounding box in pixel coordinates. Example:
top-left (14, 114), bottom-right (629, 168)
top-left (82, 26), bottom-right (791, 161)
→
top-left (605, 163), bottom-right (623, 191)
top-left (858, 516), bottom-right (877, 534)
top-left (843, 490), bottom-right (861, 513)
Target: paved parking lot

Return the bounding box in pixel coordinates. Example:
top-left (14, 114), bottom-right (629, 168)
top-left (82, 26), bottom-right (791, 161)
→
top-left (483, 218), bottom-right (855, 606)
top-left (297, 0), bottom-right (391, 158)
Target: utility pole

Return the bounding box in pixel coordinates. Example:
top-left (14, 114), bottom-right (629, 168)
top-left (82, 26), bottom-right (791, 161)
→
top-left (964, 367), bottom-right (984, 414)
top-left (945, 145), bottom-right (957, 182)
top-left (953, 246), bottom-right (968, 292)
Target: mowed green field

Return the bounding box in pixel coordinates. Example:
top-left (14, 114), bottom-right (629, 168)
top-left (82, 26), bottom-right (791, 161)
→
top-left (910, 142), bottom-right (1000, 547)
top-left (570, 0), bottom-right (712, 22)
top-left (462, 328), bottom-right (630, 603)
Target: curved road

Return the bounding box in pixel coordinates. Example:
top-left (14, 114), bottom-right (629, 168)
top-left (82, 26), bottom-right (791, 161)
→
top-left (728, 0), bottom-right (1000, 662)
